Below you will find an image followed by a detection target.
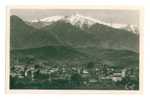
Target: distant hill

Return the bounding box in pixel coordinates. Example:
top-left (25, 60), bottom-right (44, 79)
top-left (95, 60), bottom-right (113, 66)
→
top-left (11, 46), bottom-right (139, 68)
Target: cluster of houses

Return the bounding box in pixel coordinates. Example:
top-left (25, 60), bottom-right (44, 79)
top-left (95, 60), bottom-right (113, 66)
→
top-left (10, 61), bottom-right (137, 87)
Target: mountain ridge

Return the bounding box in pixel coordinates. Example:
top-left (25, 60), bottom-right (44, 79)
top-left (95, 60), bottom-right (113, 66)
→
top-left (28, 14), bottom-right (139, 34)
top-left (10, 15), bottom-right (139, 52)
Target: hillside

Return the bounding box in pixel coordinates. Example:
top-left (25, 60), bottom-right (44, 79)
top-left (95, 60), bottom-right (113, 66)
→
top-left (75, 47), bottom-right (139, 68)
top-left (10, 45), bottom-right (139, 69)
top-left (85, 23), bottom-right (139, 52)
top-left (10, 15), bottom-right (60, 49)
top-left (10, 46), bottom-right (90, 64)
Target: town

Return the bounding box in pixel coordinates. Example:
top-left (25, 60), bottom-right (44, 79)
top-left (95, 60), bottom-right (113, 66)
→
top-left (10, 56), bottom-right (139, 90)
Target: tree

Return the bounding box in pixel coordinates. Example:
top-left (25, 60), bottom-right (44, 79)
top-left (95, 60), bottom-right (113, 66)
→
top-left (87, 62), bottom-right (96, 76)
top-left (25, 55), bottom-right (35, 64)
top-left (87, 62), bottom-right (95, 69)
top-left (70, 73), bottom-right (82, 88)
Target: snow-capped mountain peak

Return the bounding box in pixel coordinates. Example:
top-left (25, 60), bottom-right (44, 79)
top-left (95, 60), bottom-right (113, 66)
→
top-left (30, 13), bottom-right (108, 27)
top-left (29, 14), bottom-right (138, 34)
top-left (66, 13), bottom-right (96, 27)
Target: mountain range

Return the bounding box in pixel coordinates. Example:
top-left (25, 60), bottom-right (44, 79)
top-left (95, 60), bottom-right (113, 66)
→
top-left (27, 14), bottom-right (139, 34)
top-left (10, 15), bottom-right (139, 52)
top-left (10, 14), bottom-right (139, 67)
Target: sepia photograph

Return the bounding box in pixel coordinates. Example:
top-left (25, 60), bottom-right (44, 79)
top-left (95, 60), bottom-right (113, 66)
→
top-left (6, 6), bottom-right (142, 92)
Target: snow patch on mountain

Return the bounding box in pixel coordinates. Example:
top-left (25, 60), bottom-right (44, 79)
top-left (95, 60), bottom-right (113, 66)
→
top-left (31, 16), bottom-right (64, 22)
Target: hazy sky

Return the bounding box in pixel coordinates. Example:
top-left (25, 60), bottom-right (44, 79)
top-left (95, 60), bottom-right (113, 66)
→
top-left (11, 9), bottom-right (140, 25)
